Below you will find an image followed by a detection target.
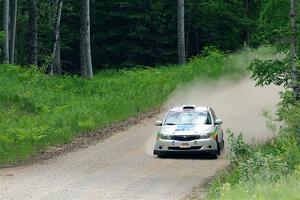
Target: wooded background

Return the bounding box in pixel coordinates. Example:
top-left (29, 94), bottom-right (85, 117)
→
top-left (0, 0), bottom-right (298, 75)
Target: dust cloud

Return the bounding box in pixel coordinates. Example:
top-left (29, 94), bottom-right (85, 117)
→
top-left (162, 77), bottom-right (282, 143)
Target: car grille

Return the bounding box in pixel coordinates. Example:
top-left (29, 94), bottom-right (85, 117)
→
top-left (170, 135), bottom-right (200, 141)
top-left (168, 146), bottom-right (202, 150)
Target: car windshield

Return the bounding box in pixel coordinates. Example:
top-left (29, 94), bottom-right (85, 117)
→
top-left (164, 111), bottom-right (211, 125)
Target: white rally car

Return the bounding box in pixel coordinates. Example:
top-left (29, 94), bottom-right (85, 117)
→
top-left (153, 105), bottom-right (224, 159)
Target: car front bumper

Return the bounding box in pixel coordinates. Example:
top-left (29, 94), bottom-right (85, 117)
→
top-left (153, 137), bottom-right (218, 155)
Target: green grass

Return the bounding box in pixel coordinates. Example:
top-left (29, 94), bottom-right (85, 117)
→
top-left (208, 164), bottom-right (300, 200)
top-left (216, 171), bottom-right (300, 200)
top-left (221, 174), bottom-right (300, 200)
top-left (0, 46), bottom-right (276, 166)
top-left (206, 143), bottom-right (300, 200)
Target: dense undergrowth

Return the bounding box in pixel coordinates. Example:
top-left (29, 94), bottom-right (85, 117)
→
top-left (207, 127), bottom-right (300, 200)
top-left (0, 47), bottom-right (275, 166)
top-left (207, 69), bottom-right (300, 199)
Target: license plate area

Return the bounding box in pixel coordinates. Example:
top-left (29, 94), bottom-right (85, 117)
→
top-left (179, 143), bottom-right (190, 149)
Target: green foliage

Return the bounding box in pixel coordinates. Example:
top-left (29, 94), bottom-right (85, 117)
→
top-left (0, 31), bottom-right (4, 42)
top-left (226, 131), bottom-right (253, 167)
top-left (255, 0), bottom-right (290, 46)
top-left (246, 48), bottom-right (296, 91)
top-left (213, 172), bottom-right (300, 200)
top-left (279, 103), bottom-right (300, 144)
top-left (248, 58), bottom-right (291, 87)
top-left (1, 0), bottom-right (260, 70)
top-left (0, 47), bottom-right (258, 165)
top-left (187, 0), bottom-right (249, 51)
top-left (255, 0), bottom-right (300, 53)
top-left (207, 105), bottom-right (300, 200)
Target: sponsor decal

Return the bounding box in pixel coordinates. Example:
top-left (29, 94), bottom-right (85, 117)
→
top-left (175, 125), bottom-right (196, 132)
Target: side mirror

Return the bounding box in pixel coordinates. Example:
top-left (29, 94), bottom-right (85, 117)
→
top-left (155, 120), bottom-right (163, 126)
top-left (215, 119), bottom-right (223, 125)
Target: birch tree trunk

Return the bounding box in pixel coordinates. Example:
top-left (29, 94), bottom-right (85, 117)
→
top-left (9, 0), bottom-right (17, 64)
top-left (29, 0), bottom-right (38, 66)
top-left (80, 0), bottom-right (87, 77)
top-left (85, 0), bottom-right (93, 79)
top-left (177, 0), bottom-right (186, 65)
top-left (50, 0), bottom-right (63, 76)
top-left (54, 31), bottom-right (62, 75)
top-left (3, 0), bottom-right (9, 64)
top-left (81, 0), bottom-right (93, 79)
top-left (291, 0), bottom-right (300, 100)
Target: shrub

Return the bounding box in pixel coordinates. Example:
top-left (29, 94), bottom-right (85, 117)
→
top-left (207, 111), bottom-right (300, 200)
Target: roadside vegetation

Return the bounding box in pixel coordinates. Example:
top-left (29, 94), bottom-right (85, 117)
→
top-left (207, 104), bottom-right (300, 200)
top-left (206, 49), bottom-right (300, 200)
top-left (204, 0), bottom-right (300, 198)
top-left (1, 47), bottom-right (277, 166)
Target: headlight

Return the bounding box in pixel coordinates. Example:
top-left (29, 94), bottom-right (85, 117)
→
top-left (157, 133), bottom-right (172, 140)
top-left (199, 133), bottom-right (212, 139)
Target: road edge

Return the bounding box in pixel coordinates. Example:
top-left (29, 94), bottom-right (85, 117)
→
top-left (0, 107), bottom-right (160, 169)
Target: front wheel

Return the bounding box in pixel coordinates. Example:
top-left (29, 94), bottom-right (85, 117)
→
top-left (217, 142), bottom-right (221, 155)
top-left (210, 152), bottom-right (218, 159)
top-left (157, 152), bottom-right (167, 158)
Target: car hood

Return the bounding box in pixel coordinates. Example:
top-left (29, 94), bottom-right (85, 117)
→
top-left (160, 124), bottom-right (214, 135)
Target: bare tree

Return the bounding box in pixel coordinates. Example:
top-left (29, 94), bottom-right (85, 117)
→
top-left (177, 0), bottom-right (186, 65)
top-left (9, 0), bottom-right (18, 64)
top-left (291, 0), bottom-right (300, 100)
top-left (49, 0), bottom-right (63, 75)
top-left (80, 0), bottom-right (93, 79)
top-left (3, 0), bottom-right (9, 64)
top-left (29, 0), bottom-right (38, 66)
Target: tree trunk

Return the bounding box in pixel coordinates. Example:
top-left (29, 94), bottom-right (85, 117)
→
top-left (177, 0), bottom-right (186, 65)
top-left (185, 7), bottom-right (192, 58)
top-left (49, 0), bottom-right (63, 76)
top-left (81, 0), bottom-right (93, 79)
top-left (85, 0), bottom-right (93, 79)
top-left (3, 0), bottom-right (9, 64)
top-left (29, 0), bottom-right (38, 66)
top-left (244, 0), bottom-right (250, 44)
top-left (54, 31), bottom-right (62, 75)
top-left (195, 29), bottom-right (200, 55)
top-left (80, 0), bottom-right (87, 77)
top-left (291, 0), bottom-right (300, 100)
top-left (9, 0), bottom-right (17, 64)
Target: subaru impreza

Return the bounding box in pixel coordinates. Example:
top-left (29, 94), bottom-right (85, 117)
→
top-left (153, 105), bottom-right (224, 159)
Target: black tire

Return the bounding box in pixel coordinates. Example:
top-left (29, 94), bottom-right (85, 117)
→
top-left (210, 153), bottom-right (218, 159)
top-left (217, 142), bottom-right (221, 155)
top-left (157, 152), bottom-right (166, 158)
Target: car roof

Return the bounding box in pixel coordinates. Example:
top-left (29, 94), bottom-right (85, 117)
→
top-left (169, 105), bottom-right (209, 112)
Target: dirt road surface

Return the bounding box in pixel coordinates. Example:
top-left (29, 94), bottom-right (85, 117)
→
top-left (0, 78), bottom-right (281, 200)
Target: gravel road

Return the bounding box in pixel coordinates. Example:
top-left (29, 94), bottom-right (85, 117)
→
top-left (0, 78), bottom-right (281, 200)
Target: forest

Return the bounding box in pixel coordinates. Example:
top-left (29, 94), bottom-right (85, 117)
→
top-left (0, 0), bottom-right (291, 74)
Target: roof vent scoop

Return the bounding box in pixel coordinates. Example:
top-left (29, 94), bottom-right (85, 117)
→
top-left (182, 105), bottom-right (196, 110)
